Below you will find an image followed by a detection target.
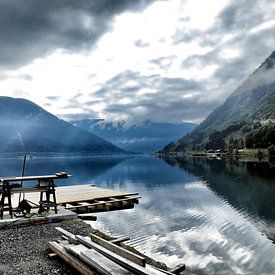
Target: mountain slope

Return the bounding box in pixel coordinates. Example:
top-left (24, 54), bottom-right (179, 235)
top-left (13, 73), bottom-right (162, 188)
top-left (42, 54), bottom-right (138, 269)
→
top-left (0, 97), bottom-right (125, 154)
top-left (161, 51), bottom-right (275, 153)
top-left (72, 119), bottom-right (197, 153)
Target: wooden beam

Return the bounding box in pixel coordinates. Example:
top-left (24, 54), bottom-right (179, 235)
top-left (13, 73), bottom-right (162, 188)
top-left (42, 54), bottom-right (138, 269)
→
top-left (48, 241), bottom-right (95, 275)
top-left (90, 234), bottom-right (145, 267)
top-left (55, 227), bottom-right (78, 244)
top-left (148, 265), bottom-right (175, 275)
top-left (64, 196), bottom-right (140, 210)
top-left (110, 236), bottom-right (130, 245)
top-left (58, 190), bottom-right (140, 205)
top-left (77, 214), bottom-right (97, 221)
top-left (66, 244), bottom-right (131, 275)
top-left (169, 263), bottom-right (185, 274)
top-left (65, 201), bottom-right (106, 209)
top-left (7, 187), bottom-right (48, 194)
top-left (0, 173), bottom-right (71, 182)
top-left (75, 235), bottom-right (165, 275)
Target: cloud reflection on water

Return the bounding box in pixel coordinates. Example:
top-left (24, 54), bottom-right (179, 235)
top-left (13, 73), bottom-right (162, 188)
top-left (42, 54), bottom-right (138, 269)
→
top-left (1, 155), bottom-right (274, 274)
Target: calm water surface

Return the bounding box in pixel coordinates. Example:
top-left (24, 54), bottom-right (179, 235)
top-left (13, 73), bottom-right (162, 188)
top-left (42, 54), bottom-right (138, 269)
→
top-left (1, 155), bottom-right (275, 275)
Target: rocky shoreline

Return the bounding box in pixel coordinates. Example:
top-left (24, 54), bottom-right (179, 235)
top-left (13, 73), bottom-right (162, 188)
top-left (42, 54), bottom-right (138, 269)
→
top-left (0, 219), bottom-right (168, 275)
top-left (0, 219), bottom-right (91, 275)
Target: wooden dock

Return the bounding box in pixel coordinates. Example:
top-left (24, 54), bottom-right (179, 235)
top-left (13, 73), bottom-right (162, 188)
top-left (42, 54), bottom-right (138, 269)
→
top-left (10, 184), bottom-right (140, 215)
top-left (57, 185), bottom-right (140, 214)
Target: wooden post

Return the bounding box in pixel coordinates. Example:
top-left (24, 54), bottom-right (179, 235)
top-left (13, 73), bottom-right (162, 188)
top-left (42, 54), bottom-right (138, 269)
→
top-left (0, 182), bottom-right (13, 219)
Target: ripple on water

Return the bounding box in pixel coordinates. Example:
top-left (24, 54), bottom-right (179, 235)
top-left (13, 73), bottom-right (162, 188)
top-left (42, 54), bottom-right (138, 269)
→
top-left (94, 179), bottom-right (275, 275)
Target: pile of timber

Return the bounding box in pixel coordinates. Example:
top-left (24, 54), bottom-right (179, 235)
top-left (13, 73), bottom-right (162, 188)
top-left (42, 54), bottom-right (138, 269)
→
top-left (49, 227), bottom-right (185, 275)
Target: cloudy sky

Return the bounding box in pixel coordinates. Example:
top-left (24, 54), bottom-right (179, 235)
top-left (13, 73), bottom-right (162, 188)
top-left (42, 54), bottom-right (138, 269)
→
top-left (0, 0), bottom-right (275, 124)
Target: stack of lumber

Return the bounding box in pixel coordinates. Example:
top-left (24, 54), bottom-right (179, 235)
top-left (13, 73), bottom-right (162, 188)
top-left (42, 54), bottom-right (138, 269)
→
top-left (49, 227), bottom-right (185, 275)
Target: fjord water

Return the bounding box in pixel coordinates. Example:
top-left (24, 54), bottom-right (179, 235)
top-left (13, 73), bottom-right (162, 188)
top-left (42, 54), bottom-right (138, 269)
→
top-left (1, 155), bottom-right (275, 274)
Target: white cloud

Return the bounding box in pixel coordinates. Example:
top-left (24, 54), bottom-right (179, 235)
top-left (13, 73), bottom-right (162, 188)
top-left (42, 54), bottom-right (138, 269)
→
top-left (0, 0), bottom-right (274, 124)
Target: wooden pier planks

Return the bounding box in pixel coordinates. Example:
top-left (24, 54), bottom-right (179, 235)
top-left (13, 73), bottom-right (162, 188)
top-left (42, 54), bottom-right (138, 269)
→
top-left (55, 185), bottom-right (139, 205)
top-left (64, 195), bottom-right (141, 213)
top-left (10, 184), bottom-right (140, 214)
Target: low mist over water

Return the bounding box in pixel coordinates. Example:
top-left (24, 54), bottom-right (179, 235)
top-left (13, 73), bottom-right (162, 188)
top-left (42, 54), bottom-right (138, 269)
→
top-left (1, 155), bottom-right (275, 274)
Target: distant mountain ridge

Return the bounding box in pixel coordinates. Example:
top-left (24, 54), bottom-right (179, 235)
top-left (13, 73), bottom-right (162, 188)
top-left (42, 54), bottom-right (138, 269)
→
top-left (0, 96), bottom-right (125, 154)
top-left (71, 119), bottom-right (197, 153)
top-left (161, 51), bottom-right (275, 153)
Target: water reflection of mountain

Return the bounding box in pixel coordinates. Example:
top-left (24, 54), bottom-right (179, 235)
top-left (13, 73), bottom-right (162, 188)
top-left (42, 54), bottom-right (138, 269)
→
top-left (93, 156), bottom-right (196, 190)
top-left (162, 157), bottom-right (275, 227)
top-left (0, 156), bottom-right (131, 186)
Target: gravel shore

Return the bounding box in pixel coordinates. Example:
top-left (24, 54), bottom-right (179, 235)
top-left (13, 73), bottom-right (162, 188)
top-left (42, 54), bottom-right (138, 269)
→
top-left (0, 219), bottom-right (93, 275)
top-left (0, 219), bottom-right (168, 275)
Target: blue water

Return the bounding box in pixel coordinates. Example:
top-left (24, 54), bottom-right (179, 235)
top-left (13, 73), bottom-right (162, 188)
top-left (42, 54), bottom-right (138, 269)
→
top-left (1, 155), bottom-right (275, 274)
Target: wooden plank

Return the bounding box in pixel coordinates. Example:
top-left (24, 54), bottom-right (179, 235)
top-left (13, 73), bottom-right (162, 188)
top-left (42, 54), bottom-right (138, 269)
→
top-left (90, 234), bottom-right (145, 267)
top-left (148, 266), bottom-right (175, 275)
top-left (81, 250), bottom-right (133, 275)
top-left (64, 243), bottom-right (89, 257)
top-left (66, 197), bottom-right (140, 210)
top-left (8, 187), bottom-right (48, 194)
top-left (75, 235), bottom-right (165, 275)
top-left (78, 214), bottom-right (97, 221)
top-left (78, 202), bottom-right (93, 206)
top-left (169, 263), bottom-right (185, 274)
top-left (65, 201), bottom-right (106, 209)
top-left (109, 196), bottom-right (141, 203)
top-left (48, 241), bottom-right (95, 275)
top-left (57, 240), bottom-right (71, 246)
top-left (55, 227), bottom-right (78, 244)
top-left (61, 235), bottom-right (69, 241)
top-left (65, 203), bottom-right (75, 208)
top-left (56, 185), bottom-right (139, 205)
top-left (67, 244), bottom-right (132, 275)
top-left (110, 236), bottom-right (130, 245)
top-left (0, 173), bottom-right (71, 182)
top-left (10, 184), bottom-right (140, 207)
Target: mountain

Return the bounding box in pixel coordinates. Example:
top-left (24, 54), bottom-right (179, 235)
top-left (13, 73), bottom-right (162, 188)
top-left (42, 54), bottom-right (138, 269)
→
top-left (161, 51), bottom-right (275, 153)
top-left (71, 119), bottom-right (197, 153)
top-left (0, 97), bottom-right (125, 154)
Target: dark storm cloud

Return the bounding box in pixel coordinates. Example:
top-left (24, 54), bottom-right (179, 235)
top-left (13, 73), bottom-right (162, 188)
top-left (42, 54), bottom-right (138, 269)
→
top-left (178, 0), bottom-right (275, 98)
top-left (0, 0), bottom-right (154, 70)
top-left (89, 69), bottom-right (206, 123)
top-left (104, 89), bottom-right (218, 123)
top-left (69, 0), bottom-right (275, 124)
top-left (93, 70), bottom-right (201, 97)
top-left (215, 0), bottom-right (265, 33)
